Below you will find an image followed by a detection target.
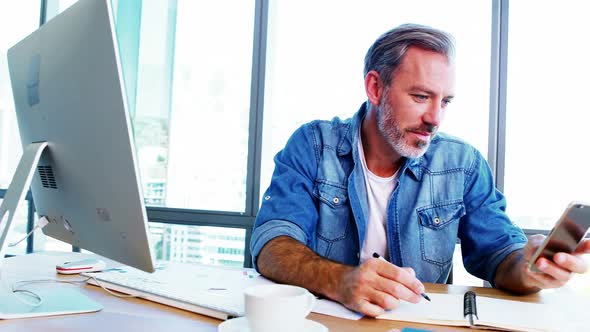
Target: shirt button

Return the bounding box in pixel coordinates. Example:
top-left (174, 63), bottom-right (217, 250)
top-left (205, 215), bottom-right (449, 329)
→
top-left (433, 217), bottom-right (441, 225)
top-left (356, 252), bottom-right (360, 258)
top-left (333, 197), bottom-right (340, 204)
top-left (264, 195), bottom-right (271, 200)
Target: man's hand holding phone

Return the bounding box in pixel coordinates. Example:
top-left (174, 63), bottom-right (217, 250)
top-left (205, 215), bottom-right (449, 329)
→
top-left (523, 234), bottom-right (590, 289)
top-left (522, 202), bottom-right (590, 289)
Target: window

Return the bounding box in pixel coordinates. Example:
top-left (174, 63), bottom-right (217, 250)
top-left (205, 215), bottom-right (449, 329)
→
top-left (120, 0), bottom-right (256, 267)
top-left (134, 0), bottom-right (256, 213)
top-left (34, 0), bottom-right (256, 263)
top-left (0, 199), bottom-right (32, 256)
top-left (149, 222), bottom-right (245, 267)
top-left (261, 2), bottom-right (492, 286)
top-left (55, 0), bottom-right (77, 12)
top-left (504, 1), bottom-right (590, 230)
top-left (261, 0), bottom-right (492, 196)
top-left (48, 1), bottom-right (257, 214)
top-left (0, 1), bottom-right (43, 255)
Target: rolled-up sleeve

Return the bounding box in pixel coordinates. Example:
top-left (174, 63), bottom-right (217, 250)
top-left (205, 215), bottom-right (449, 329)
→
top-left (251, 124), bottom-right (319, 271)
top-left (458, 149), bottom-right (528, 284)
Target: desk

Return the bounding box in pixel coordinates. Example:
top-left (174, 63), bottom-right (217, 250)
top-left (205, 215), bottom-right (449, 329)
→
top-left (1, 252), bottom-right (588, 332)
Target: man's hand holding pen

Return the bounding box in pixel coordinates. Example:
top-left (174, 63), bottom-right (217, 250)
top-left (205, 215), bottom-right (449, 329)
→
top-left (373, 253), bottom-right (431, 301)
top-left (331, 252), bottom-right (429, 317)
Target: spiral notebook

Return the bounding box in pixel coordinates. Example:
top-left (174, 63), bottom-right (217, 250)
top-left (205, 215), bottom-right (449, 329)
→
top-left (377, 291), bottom-right (561, 332)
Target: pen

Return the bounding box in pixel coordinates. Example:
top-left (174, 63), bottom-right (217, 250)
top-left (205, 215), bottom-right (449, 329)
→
top-left (372, 252), bottom-right (431, 302)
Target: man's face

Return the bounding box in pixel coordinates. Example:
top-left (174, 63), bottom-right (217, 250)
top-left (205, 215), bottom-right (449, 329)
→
top-left (376, 47), bottom-right (455, 159)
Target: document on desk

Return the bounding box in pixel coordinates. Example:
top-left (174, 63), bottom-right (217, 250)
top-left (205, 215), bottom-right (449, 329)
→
top-left (313, 298), bottom-right (363, 320)
top-left (376, 292), bottom-right (563, 332)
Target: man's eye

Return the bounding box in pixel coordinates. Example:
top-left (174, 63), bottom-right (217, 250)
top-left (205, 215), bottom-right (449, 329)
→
top-left (412, 94), bottom-right (428, 102)
top-left (442, 98), bottom-right (453, 107)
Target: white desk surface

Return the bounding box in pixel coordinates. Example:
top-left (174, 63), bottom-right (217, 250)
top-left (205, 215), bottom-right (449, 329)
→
top-left (1, 252), bottom-right (588, 332)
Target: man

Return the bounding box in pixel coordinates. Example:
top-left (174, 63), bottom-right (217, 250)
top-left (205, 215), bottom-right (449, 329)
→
top-left (250, 23), bottom-right (590, 317)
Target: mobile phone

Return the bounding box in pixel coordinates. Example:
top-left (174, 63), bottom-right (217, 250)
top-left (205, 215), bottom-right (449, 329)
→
top-left (528, 202), bottom-right (590, 272)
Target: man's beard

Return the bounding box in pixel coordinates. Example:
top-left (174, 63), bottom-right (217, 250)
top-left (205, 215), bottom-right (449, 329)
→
top-left (376, 99), bottom-right (436, 159)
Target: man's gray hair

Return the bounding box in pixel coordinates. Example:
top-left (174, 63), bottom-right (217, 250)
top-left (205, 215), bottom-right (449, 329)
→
top-left (364, 23), bottom-right (455, 87)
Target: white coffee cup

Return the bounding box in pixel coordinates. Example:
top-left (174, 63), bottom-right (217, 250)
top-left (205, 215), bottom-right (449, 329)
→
top-left (244, 284), bottom-right (316, 332)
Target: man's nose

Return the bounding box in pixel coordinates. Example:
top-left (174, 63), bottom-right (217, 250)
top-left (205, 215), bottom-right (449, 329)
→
top-left (423, 103), bottom-right (442, 128)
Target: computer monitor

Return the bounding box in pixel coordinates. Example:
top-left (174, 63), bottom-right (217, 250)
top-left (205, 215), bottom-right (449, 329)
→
top-left (0, 0), bottom-right (154, 318)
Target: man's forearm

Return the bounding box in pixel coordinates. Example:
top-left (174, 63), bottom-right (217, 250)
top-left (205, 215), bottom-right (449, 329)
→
top-left (256, 236), bottom-right (352, 301)
top-left (494, 249), bottom-right (541, 295)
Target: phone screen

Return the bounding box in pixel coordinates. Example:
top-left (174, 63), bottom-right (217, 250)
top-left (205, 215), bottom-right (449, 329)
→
top-left (529, 203), bottom-right (590, 271)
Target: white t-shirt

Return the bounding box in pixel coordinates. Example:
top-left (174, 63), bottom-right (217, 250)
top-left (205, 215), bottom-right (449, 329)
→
top-left (358, 131), bottom-right (398, 262)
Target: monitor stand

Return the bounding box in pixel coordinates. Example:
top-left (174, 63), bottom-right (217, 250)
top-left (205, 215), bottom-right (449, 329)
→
top-left (0, 142), bottom-right (102, 319)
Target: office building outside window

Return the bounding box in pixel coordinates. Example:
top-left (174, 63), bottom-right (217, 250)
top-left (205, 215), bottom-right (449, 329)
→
top-left (149, 223), bottom-right (245, 268)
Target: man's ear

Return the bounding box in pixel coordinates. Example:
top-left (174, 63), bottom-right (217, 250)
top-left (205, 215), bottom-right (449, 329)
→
top-left (365, 70), bottom-right (384, 106)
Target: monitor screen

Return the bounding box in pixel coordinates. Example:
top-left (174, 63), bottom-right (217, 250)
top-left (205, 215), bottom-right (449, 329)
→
top-left (4, 0), bottom-right (155, 273)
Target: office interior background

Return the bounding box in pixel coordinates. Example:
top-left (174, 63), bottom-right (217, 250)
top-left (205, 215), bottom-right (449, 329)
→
top-left (0, 0), bottom-right (588, 290)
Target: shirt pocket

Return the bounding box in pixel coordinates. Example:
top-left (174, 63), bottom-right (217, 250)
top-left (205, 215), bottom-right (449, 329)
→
top-left (417, 201), bottom-right (465, 266)
top-left (313, 181), bottom-right (351, 242)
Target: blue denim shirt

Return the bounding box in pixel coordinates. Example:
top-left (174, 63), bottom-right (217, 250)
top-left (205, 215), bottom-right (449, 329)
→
top-left (251, 104), bottom-right (527, 284)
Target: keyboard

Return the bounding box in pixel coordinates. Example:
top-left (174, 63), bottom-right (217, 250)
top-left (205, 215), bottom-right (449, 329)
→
top-left (82, 262), bottom-right (274, 320)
